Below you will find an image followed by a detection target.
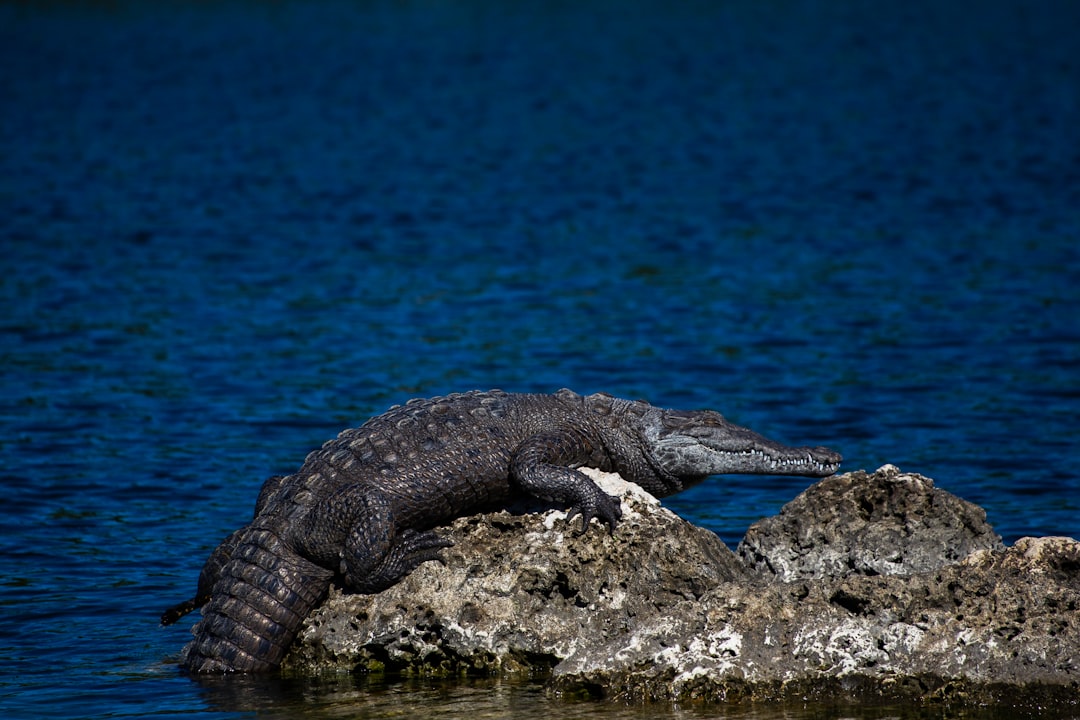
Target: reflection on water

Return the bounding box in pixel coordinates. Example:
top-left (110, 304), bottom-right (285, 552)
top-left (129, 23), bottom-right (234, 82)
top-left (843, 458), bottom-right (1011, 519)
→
top-left (182, 673), bottom-right (1076, 720)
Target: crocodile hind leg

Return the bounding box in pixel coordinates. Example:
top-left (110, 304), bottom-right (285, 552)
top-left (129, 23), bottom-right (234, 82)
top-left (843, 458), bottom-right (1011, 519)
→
top-left (330, 491), bottom-right (453, 594)
top-left (180, 526), bottom-right (333, 672)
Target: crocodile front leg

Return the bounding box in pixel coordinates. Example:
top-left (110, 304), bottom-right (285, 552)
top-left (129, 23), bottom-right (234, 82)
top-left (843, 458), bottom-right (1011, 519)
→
top-left (510, 426), bottom-right (622, 534)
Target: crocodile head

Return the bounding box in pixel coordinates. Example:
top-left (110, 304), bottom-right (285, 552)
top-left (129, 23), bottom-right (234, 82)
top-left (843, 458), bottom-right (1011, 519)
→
top-left (644, 407), bottom-right (842, 482)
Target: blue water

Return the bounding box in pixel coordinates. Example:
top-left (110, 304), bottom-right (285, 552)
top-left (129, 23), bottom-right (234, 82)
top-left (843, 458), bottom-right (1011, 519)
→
top-left (2, 1), bottom-right (1078, 718)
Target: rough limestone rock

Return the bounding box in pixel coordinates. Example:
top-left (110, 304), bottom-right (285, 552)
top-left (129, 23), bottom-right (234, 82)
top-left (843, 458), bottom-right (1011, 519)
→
top-left (559, 534), bottom-right (1080, 706)
top-left (736, 464), bottom-right (1005, 580)
top-left (284, 470), bottom-right (743, 675)
top-left (284, 467), bottom-right (1080, 709)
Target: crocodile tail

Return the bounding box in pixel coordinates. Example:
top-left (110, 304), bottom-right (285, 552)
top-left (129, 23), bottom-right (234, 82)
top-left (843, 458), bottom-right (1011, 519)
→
top-left (162, 527), bottom-right (248, 626)
top-left (180, 526), bottom-right (333, 672)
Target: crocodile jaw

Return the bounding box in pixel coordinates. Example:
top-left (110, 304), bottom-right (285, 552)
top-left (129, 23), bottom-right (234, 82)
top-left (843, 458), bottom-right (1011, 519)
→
top-left (651, 435), bottom-right (841, 479)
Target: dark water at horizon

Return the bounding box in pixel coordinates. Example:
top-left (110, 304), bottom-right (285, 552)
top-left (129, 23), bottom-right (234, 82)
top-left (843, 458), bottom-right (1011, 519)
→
top-left (2, 0), bottom-right (1078, 718)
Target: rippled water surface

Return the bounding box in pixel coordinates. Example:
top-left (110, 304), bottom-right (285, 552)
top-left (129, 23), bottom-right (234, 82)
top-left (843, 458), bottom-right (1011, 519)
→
top-left (2, 0), bottom-right (1078, 718)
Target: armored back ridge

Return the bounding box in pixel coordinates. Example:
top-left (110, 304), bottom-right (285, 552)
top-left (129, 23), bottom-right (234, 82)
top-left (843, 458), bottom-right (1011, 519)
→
top-left (164, 389), bottom-right (841, 672)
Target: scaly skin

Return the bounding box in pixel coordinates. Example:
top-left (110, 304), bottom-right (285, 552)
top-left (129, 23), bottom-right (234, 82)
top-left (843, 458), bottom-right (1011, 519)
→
top-left (163, 389), bottom-right (841, 672)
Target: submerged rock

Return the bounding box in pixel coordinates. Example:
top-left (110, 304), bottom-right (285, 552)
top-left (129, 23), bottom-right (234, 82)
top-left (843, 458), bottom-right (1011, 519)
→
top-left (284, 467), bottom-right (1080, 709)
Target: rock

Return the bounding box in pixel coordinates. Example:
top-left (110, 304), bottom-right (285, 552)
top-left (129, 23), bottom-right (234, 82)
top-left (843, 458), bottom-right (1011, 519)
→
top-left (736, 464), bottom-right (1004, 580)
top-left (284, 469), bottom-right (743, 675)
top-left (560, 534), bottom-right (1080, 705)
top-left (283, 467), bottom-right (1080, 709)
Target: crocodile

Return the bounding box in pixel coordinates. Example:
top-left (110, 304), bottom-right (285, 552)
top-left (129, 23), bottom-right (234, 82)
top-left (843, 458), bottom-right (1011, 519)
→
top-left (163, 389), bottom-right (841, 672)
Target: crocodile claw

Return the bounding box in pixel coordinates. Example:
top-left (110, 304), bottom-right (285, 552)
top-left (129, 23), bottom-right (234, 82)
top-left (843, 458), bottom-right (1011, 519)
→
top-left (566, 492), bottom-right (622, 536)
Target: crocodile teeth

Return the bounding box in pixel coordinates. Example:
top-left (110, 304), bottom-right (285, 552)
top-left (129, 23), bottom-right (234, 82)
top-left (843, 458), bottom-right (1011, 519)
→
top-left (724, 447), bottom-right (834, 471)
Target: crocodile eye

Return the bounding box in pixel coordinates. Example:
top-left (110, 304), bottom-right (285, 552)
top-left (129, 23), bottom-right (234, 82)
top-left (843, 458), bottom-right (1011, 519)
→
top-left (662, 413), bottom-right (694, 429)
top-left (586, 392), bottom-right (615, 415)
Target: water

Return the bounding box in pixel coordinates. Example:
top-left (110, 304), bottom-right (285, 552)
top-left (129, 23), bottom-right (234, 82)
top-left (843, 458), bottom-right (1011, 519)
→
top-left (1, 0), bottom-right (1078, 717)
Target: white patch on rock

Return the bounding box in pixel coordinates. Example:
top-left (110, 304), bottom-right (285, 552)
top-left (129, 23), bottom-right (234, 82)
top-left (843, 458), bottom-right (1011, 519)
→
top-left (580, 466), bottom-right (662, 508)
top-left (541, 511), bottom-right (569, 531)
top-left (669, 627), bottom-right (744, 686)
top-left (1015, 535), bottom-right (1080, 562)
top-left (880, 622), bottom-right (926, 657)
top-left (793, 618), bottom-right (889, 676)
